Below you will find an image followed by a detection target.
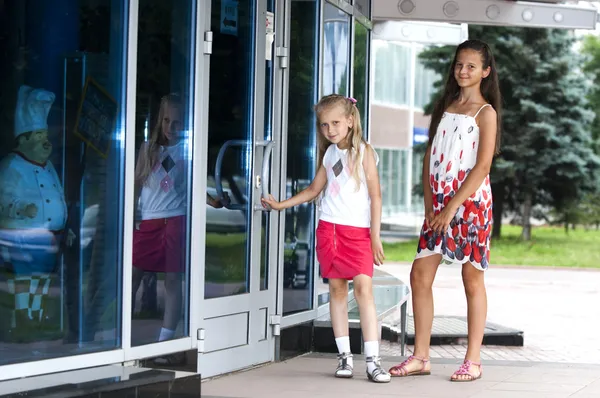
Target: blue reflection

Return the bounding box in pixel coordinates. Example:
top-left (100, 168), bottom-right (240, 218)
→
top-left (282, 0), bottom-right (320, 315)
top-left (322, 4), bottom-right (350, 96)
top-left (0, 0), bottom-right (126, 365)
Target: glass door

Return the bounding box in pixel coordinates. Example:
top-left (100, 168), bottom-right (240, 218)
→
top-left (280, 0), bottom-right (320, 321)
top-left (197, 0), bottom-right (283, 378)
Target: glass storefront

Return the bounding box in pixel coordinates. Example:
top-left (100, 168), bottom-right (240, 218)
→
top-left (0, 0), bottom-right (374, 381)
top-left (131, 0), bottom-right (195, 347)
top-left (0, 0), bottom-right (127, 365)
top-left (1, 0), bottom-right (595, 385)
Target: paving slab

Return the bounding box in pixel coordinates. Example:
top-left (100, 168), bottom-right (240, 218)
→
top-left (202, 354), bottom-right (600, 398)
top-left (379, 263), bottom-right (600, 364)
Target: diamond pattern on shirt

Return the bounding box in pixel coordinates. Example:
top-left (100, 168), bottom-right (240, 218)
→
top-left (162, 155), bottom-right (175, 173)
top-left (160, 174), bottom-right (174, 192)
top-left (332, 159), bottom-right (343, 177)
top-left (328, 179), bottom-right (341, 198)
top-left (327, 153), bottom-right (352, 198)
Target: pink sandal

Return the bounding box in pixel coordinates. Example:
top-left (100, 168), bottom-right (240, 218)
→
top-left (450, 360), bottom-right (482, 382)
top-left (388, 355), bottom-right (431, 377)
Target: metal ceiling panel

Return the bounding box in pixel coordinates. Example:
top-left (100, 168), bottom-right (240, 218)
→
top-left (373, 0), bottom-right (598, 30)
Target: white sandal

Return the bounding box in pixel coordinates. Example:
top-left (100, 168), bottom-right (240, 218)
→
top-left (366, 356), bottom-right (391, 383)
top-left (335, 352), bottom-right (354, 378)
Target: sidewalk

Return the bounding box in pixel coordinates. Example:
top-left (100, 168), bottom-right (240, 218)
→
top-left (202, 353), bottom-right (600, 398)
top-left (379, 262), bottom-right (600, 364)
top-left (200, 261), bottom-right (600, 397)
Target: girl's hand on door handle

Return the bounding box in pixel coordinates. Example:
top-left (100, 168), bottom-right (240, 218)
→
top-left (261, 194), bottom-right (283, 211)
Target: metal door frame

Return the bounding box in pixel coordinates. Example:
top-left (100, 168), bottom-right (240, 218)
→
top-left (194, 0), bottom-right (283, 378)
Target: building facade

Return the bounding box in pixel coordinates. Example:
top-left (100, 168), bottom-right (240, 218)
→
top-left (0, 0), bottom-right (596, 384)
top-left (370, 21), bottom-right (467, 226)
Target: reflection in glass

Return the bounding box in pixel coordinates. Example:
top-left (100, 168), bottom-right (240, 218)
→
top-left (283, 0), bottom-right (319, 315)
top-left (373, 41), bottom-right (411, 106)
top-left (261, 0), bottom-right (276, 292)
top-left (0, 0), bottom-right (126, 365)
top-left (323, 3), bottom-right (350, 96)
top-left (378, 150), bottom-right (391, 216)
top-left (205, 0), bottom-right (255, 299)
top-left (414, 47), bottom-right (440, 109)
top-left (130, 0), bottom-right (195, 351)
top-left (353, 21), bottom-right (369, 134)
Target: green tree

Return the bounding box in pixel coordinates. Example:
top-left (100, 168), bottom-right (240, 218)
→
top-left (581, 34), bottom-right (600, 155)
top-left (511, 29), bottom-right (600, 239)
top-left (580, 193), bottom-right (600, 230)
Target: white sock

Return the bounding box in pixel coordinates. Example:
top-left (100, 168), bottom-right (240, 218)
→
top-left (158, 327), bottom-right (175, 342)
top-left (335, 336), bottom-right (353, 368)
top-left (364, 340), bottom-right (379, 373)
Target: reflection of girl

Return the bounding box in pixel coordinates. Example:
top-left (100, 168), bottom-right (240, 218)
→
top-left (132, 94), bottom-right (226, 359)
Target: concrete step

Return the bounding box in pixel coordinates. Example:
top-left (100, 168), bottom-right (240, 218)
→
top-left (0, 365), bottom-right (200, 398)
top-left (382, 315), bottom-right (524, 346)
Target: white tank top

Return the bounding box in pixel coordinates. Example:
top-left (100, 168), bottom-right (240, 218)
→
top-left (137, 141), bottom-right (187, 220)
top-left (319, 142), bottom-right (378, 228)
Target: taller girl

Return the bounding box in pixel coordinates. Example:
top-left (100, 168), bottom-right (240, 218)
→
top-left (389, 39), bottom-right (502, 382)
top-left (263, 94), bottom-right (391, 383)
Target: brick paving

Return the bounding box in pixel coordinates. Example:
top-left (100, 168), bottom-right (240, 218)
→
top-left (378, 262), bottom-right (600, 365)
top-left (380, 341), bottom-right (600, 364)
top-left (203, 353), bottom-right (600, 398)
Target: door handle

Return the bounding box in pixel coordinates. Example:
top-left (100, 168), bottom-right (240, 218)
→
top-left (255, 140), bottom-right (275, 211)
top-left (215, 140), bottom-right (249, 210)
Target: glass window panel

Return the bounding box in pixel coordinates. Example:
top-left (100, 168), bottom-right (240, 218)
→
top-left (372, 41), bottom-right (410, 106)
top-left (283, 0), bottom-right (319, 315)
top-left (130, 0), bottom-right (194, 347)
top-left (399, 150), bottom-right (407, 209)
top-left (205, 0), bottom-right (255, 300)
top-left (0, 0), bottom-right (126, 365)
top-left (388, 150), bottom-right (394, 211)
top-left (260, 0), bottom-right (276, 292)
top-left (379, 149), bottom-right (391, 214)
top-left (322, 3), bottom-right (350, 96)
top-left (415, 46), bottom-right (441, 109)
top-left (352, 21), bottom-right (369, 135)
top-left (392, 150), bottom-right (401, 209)
top-left (412, 149), bottom-right (424, 209)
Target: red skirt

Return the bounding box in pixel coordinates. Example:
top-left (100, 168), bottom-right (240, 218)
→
top-left (316, 220), bottom-right (374, 280)
top-left (133, 215), bottom-right (186, 273)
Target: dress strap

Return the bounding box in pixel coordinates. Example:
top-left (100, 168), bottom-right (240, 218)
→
top-left (473, 103), bottom-right (492, 119)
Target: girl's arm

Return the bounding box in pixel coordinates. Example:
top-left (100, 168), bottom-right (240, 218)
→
top-left (430, 106), bottom-right (497, 234)
top-left (363, 144), bottom-right (385, 265)
top-left (261, 165), bottom-right (327, 211)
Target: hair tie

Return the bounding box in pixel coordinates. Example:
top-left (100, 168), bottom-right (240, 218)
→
top-left (347, 97), bottom-right (357, 105)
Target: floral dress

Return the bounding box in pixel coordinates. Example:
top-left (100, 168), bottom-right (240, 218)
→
top-left (415, 105), bottom-right (493, 270)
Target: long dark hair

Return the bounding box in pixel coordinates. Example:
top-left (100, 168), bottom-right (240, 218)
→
top-left (428, 39), bottom-right (502, 154)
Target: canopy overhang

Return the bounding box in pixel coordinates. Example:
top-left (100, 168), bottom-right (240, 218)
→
top-left (373, 0), bottom-right (598, 30)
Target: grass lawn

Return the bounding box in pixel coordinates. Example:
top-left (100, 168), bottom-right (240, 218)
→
top-left (383, 225), bottom-right (600, 268)
top-left (205, 232), bottom-right (248, 283)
